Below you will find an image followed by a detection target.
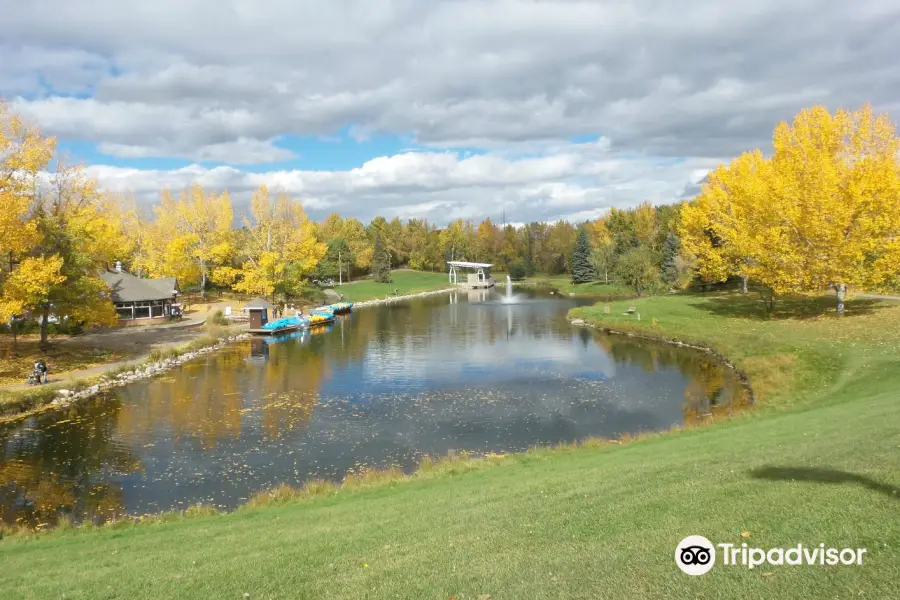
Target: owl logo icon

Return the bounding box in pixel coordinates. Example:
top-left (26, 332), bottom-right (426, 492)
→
top-left (675, 536), bottom-right (716, 575)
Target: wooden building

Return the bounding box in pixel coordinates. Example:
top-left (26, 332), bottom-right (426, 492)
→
top-left (100, 264), bottom-right (180, 326)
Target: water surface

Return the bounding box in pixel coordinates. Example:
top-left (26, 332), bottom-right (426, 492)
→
top-left (0, 290), bottom-right (746, 526)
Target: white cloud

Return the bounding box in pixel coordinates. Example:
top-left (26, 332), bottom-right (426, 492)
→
top-left (85, 140), bottom-right (720, 224)
top-left (4, 0), bottom-right (900, 221)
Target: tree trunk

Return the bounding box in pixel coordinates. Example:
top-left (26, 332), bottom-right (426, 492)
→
top-left (199, 259), bottom-right (207, 300)
top-left (39, 304), bottom-right (51, 351)
top-left (741, 275), bottom-right (748, 295)
top-left (835, 283), bottom-right (847, 317)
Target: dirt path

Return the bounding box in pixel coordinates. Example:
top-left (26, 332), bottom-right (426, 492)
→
top-left (850, 292), bottom-right (900, 301)
top-left (0, 301), bottom-right (243, 392)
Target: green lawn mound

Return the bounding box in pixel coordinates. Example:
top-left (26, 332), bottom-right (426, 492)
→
top-left (1, 291), bottom-right (898, 599)
top-left (331, 269), bottom-right (450, 302)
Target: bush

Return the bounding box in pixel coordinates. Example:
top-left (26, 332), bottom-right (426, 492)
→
top-left (209, 310), bottom-right (229, 326)
top-left (508, 262), bottom-right (528, 281)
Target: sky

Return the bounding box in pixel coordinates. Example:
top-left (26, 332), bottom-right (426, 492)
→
top-left (2, 0), bottom-right (899, 226)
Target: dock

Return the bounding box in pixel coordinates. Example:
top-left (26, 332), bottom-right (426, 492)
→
top-left (249, 324), bottom-right (302, 336)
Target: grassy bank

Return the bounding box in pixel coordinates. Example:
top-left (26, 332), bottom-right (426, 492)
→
top-left (334, 269), bottom-right (450, 302)
top-left (517, 274), bottom-right (635, 298)
top-left (1, 292), bottom-right (898, 599)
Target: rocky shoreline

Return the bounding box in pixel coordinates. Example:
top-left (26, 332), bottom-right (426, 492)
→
top-left (353, 287), bottom-right (456, 308)
top-left (49, 333), bottom-right (254, 409)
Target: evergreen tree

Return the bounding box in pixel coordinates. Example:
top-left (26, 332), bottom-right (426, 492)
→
top-left (372, 233), bottom-right (392, 283)
top-left (571, 226), bottom-right (595, 283)
top-left (660, 232), bottom-right (681, 285)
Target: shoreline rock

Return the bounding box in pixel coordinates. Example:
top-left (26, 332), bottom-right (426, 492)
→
top-left (353, 287), bottom-right (456, 308)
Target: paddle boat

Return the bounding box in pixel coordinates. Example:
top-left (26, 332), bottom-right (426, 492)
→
top-left (307, 308), bottom-right (335, 327)
top-left (312, 301), bottom-right (353, 314)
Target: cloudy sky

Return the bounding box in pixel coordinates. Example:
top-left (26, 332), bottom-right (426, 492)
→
top-left (3, 0), bottom-right (899, 225)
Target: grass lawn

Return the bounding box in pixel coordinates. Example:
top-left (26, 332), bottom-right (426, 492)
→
top-left (1, 291), bottom-right (898, 599)
top-left (518, 274), bottom-right (636, 298)
top-left (0, 338), bottom-right (133, 387)
top-left (334, 269), bottom-right (451, 302)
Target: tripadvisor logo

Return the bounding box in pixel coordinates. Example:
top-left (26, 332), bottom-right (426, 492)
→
top-left (675, 535), bottom-right (716, 575)
top-left (675, 536), bottom-right (867, 575)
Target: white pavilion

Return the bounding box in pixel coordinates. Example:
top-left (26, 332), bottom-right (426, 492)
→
top-left (447, 261), bottom-right (495, 289)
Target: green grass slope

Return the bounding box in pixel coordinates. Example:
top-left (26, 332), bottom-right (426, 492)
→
top-left (334, 269), bottom-right (450, 302)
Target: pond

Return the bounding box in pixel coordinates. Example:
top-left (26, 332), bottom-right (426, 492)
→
top-left (0, 289), bottom-right (748, 527)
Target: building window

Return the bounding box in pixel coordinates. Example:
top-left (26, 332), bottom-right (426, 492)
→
top-left (135, 301), bottom-right (151, 319)
top-left (116, 305), bottom-right (134, 320)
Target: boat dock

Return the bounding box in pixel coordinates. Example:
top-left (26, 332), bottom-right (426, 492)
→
top-left (249, 324), bottom-right (302, 335)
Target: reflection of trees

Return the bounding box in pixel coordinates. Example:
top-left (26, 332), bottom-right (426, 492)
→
top-left (116, 342), bottom-right (328, 447)
top-left (0, 397), bottom-right (140, 527)
top-left (593, 334), bottom-right (749, 424)
top-left (116, 349), bottom-right (244, 450)
top-left (255, 339), bottom-right (326, 440)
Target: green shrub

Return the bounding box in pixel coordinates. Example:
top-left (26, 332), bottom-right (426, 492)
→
top-left (508, 262), bottom-right (528, 281)
top-left (209, 310), bottom-right (229, 326)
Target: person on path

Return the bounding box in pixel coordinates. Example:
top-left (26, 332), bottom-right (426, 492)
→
top-left (33, 359), bottom-right (49, 384)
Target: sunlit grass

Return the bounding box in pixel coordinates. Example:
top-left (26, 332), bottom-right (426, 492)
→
top-left (336, 269), bottom-right (451, 302)
top-left (517, 274), bottom-right (636, 298)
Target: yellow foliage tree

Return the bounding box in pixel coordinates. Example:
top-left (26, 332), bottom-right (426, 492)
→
top-left (230, 185), bottom-right (326, 300)
top-left (1, 103), bottom-right (118, 346)
top-left (680, 104), bottom-right (900, 313)
top-left (0, 255), bottom-right (66, 322)
top-left (0, 101), bottom-right (54, 260)
top-left (145, 185), bottom-right (235, 297)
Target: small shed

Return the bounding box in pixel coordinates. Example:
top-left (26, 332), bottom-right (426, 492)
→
top-left (243, 298), bottom-right (275, 330)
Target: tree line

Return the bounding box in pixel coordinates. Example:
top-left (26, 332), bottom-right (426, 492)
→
top-left (3, 100), bottom-right (900, 349)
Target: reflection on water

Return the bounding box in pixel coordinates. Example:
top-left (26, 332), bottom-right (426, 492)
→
top-left (0, 290), bottom-right (748, 526)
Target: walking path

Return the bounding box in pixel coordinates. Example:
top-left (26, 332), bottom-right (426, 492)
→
top-left (850, 291), bottom-right (900, 301)
top-left (0, 302), bottom-right (240, 392)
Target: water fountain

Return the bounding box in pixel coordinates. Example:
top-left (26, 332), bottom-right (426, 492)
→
top-left (500, 275), bottom-right (520, 304)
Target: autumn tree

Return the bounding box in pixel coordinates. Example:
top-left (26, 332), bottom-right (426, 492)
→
top-left (223, 185), bottom-right (326, 301)
top-left (439, 219), bottom-right (471, 263)
top-left (571, 226), bottom-right (595, 283)
top-left (405, 219), bottom-right (430, 271)
top-left (342, 218), bottom-right (373, 275)
top-left (0, 102), bottom-right (51, 263)
top-left (317, 237), bottom-right (351, 282)
top-left (29, 161), bottom-right (119, 346)
top-left (147, 185), bottom-right (235, 298)
top-left (474, 218), bottom-right (499, 264)
top-left (615, 247), bottom-right (660, 297)
top-left (590, 244), bottom-right (616, 284)
top-left (681, 104), bottom-right (900, 314)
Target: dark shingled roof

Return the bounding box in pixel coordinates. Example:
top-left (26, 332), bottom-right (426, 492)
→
top-left (146, 277), bottom-right (179, 296)
top-left (243, 298), bottom-right (275, 310)
top-left (100, 270), bottom-right (177, 303)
